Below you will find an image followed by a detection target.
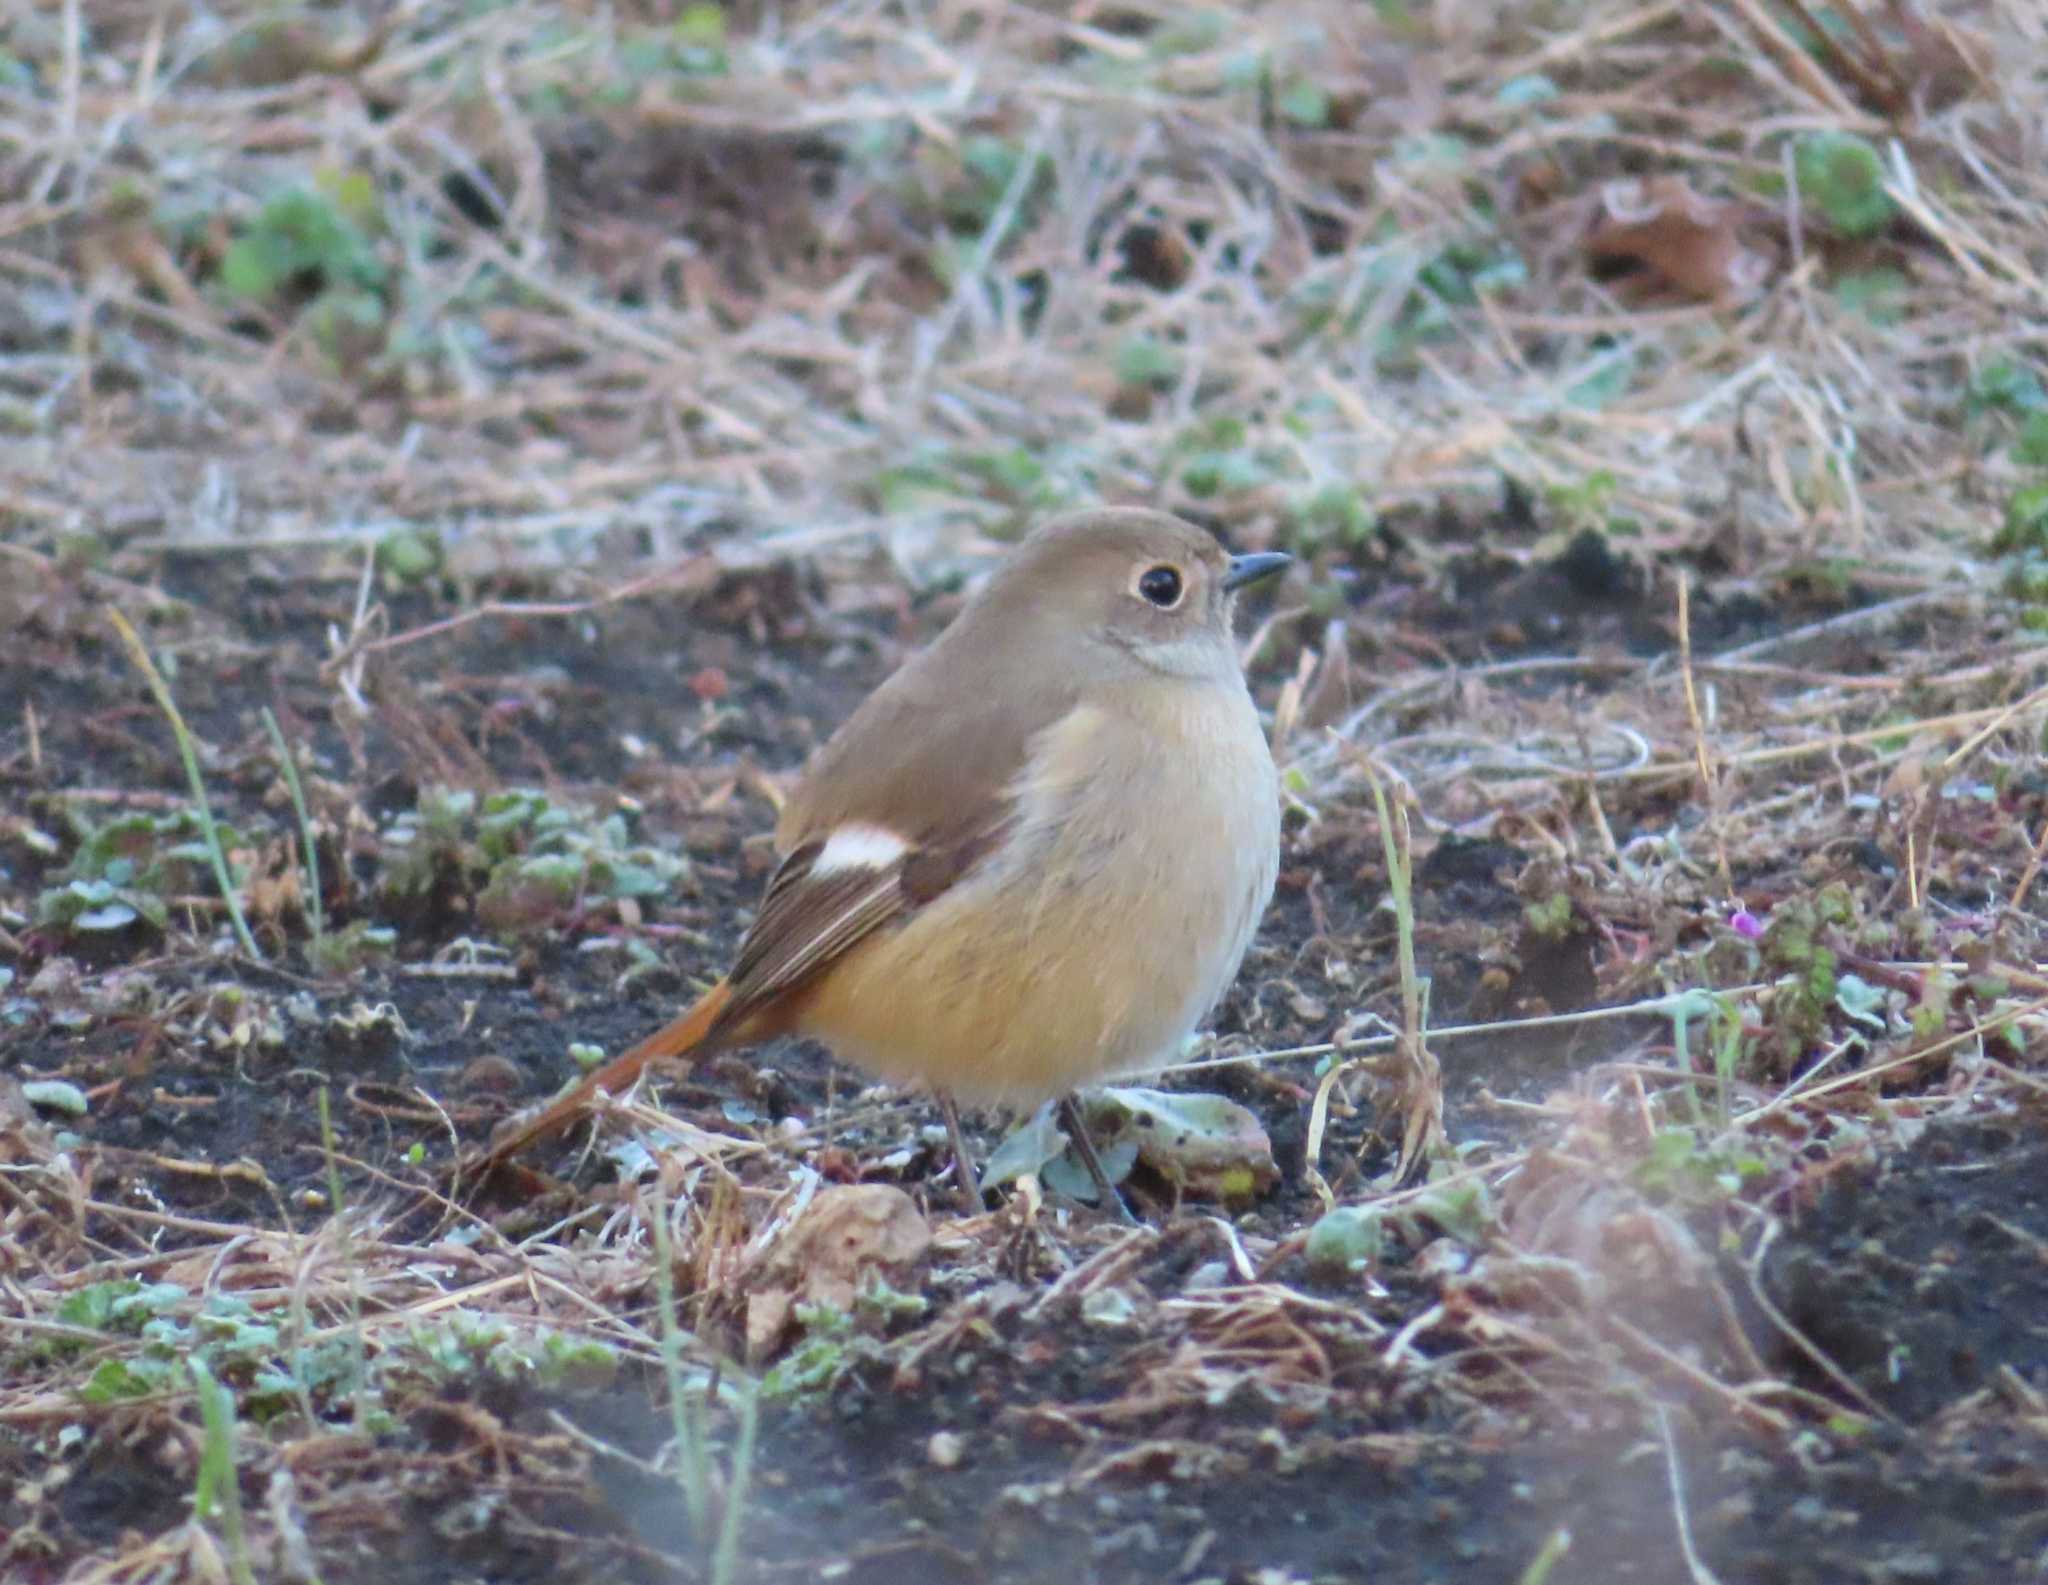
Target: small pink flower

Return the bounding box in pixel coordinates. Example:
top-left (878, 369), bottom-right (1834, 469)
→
top-left (1729, 909), bottom-right (1763, 940)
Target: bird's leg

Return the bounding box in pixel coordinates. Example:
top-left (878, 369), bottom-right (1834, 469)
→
top-left (1058, 1094), bottom-right (1137, 1224)
top-left (934, 1090), bottom-right (985, 1214)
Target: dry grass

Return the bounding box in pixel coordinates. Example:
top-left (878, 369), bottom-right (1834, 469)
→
top-left (6, 0), bottom-right (2048, 1580)
top-left (7, 0), bottom-right (2042, 582)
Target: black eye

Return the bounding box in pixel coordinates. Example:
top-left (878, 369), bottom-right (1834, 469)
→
top-left (1137, 565), bottom-right (1183, 608)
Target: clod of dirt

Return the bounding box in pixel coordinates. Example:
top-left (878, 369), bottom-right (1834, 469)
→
top-left (1764, 1116), bottom-right (2048, 1424)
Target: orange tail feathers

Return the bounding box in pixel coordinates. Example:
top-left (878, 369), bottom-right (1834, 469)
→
top-left (474, 979), bottom-right (736, 1173)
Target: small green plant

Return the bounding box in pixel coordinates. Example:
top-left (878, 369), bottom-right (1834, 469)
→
top-left (672, 4), bottom-right (728, 74)
top-left (1303, 1204), bottom-right (1384, 1277)
top-left (190, 1357), bottom-right (258, 1585)
top-left (305, 919), bottom-right (398, 977)
top-left (938, 134), bottom-right (1050, 238)
top-left (1966, 359), bottom-right (2046, 418)
top-left (870, 443), bottom-right (1077, 521)
top-left (1273, 76), bottom-right (1330, 129)
top-left (1755, 886), bottom-right (1857, 1069)
top-left (759, 1302), bottom-right (861, 1401)
top-left (1832, 267), bottom-right (1908, 324)
top-left (220, 180), bottom-right (386, 306)
top-left (105, 609), bottom-right (263, 957)
top-left (1284, 483), bottom-right (1375, 552)
top-left (1669, 989), bottom-right (1751, 1130)
top-left (372, 525), bottom-right (446, 588)
top-left (1998, 500), bottom-right (2048, 625)
top-left (1169, 415), bottom-right (1292, 501)
top-left (399, 1310), bottom-right (621, 1391)
top-left (261, 707), bottom-right (324, 946)
top-left (1982, 369), bottom-right (2048, 623)
top-left (1794, 132), bottom-right (1895, 237)
top-left (34, 805), bottom-right (248, 939)
top-left (1545, 469), bottom-right (1622, 535)
top-left (650, 1177), bottom-right (760, 1584)
top-left (48, 1279), bottom-right (353, 1423)
top-left (1114, 333), bottom-right (1183, 391)
top-left (53, 1279), bottom-right (185, 1345)
top-left (2013, 412), bottom-right (2048, 467)
top-left (605, 6), bottom-right (730, 95)
top-left (1634, 1125), bottom-right (1769, 1206)
top-left (1283, 225), bottom-right (1520, 365)
top-left (1523, 891), bottom-right (1575, 942)
top-left (376, 787), bottom-right (687, 936)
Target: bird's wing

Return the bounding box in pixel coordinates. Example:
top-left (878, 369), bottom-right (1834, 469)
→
top-left (713, 609), bottom-right (1082, 1031)
top-left (715, 817), bottom-right (1008, 1030)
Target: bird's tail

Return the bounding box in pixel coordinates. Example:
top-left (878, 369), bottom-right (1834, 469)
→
top-left (473, 978), bottom-right (735, 1173)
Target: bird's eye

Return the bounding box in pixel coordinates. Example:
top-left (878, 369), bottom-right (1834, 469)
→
top-left (1137, 565), bottom-right (1184, 608)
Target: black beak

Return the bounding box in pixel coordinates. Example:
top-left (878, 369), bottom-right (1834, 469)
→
top-left (1223, 551), bottom-right (1291, 592)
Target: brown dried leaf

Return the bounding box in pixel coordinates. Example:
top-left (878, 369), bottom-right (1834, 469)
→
top-left (765, 1182), bottom-right (932, 1310)
top-left (745, 1183), bottom-right (931, 1361)
top-left (1585, 176), bottom-right (1774, 305)
top-left (744, 1287), bottom-right (792, 1364)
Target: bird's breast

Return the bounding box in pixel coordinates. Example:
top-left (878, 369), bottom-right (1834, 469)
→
top-left (797, 682), bottom-right (1280, 1104)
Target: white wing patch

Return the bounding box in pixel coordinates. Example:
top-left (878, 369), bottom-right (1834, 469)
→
top-left (808, 823), bottom-right (911, 876)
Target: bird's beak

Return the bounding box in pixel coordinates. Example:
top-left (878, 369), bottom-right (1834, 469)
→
top-left (1223, 551), bottom-right (1292, 592)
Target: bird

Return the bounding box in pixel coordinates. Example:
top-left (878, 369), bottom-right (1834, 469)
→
top-left (476, 506), bottom-right (1289, 1214)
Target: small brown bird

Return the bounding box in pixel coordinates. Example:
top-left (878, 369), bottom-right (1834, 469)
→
top-left (480, 507), bottom-right (1288, 1211)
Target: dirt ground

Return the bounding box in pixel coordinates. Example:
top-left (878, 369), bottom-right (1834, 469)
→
top-left (6, 526), bottom-right (2047, 1584)
top-left (6, 1), bottom-right (2048, 1582)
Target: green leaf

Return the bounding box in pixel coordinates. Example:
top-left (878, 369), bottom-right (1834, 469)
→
top-left (81, 1356), bottom-right (172, 1402)
top-left (1288, 483), bottom-right (1374, 548)
top-left (219, 233), bottom-right (287, 301)
top-left (983, 1107), bottom-right (1069, 1189)
top-left (1147, 10), bottom-right (1225, 57)
top-left (1114, 334), bottom-right (1182, 388)
top-left (1967, 360), bottom-right (2046, 415)
top-left (1389, 131), bottom-right (1470, 176)
top-left (1795, 133), bottom-right (1894, 237)
top-left (1304, 1205), bottom-right (1383, 1276)
top-left (22, 1080), bottom-right (89, 1116)
top-left (1408, 1174), bottom-right (1492, 1242)
top-left (1276, 79), bottom-right (1329, 128)
top-left (1040, 1137), bottom-right (1139, 1203)
top-left (675, 3), bottom-right (726, 47)
top-left (1565, 349), bottom-right (1636, 410)
top-left (1833, 973), bottom-right (1889, 1030)
top-left (1996, 484), bottom-right (2048, 553)
top-left (1832, 268), bottom-right (1907, 325)
top-left (872, 459), bottom-right (961, 516)
top-left (374, 525), bottom-right (445, 585)
top-left (604, 860), bottom-right (672, 899)
top-left (58, 1281), bottom-right (142, 1331)
top-left (220, 187), bottom-right (386, 305)
top-left (2013, 410), bottom-right (2048, 468)
top-left (1183, 450), bottom-right (1272, 497)
top-left (315, 166), bottom-right (381, 228)
top-left (74, 901), bottom-right (140, 931)
top-left (1495, 73), bottom-right (1559, 109)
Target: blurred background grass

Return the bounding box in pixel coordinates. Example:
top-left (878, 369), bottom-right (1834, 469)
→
top-left (4, 0), bottom-right (2043, 611)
